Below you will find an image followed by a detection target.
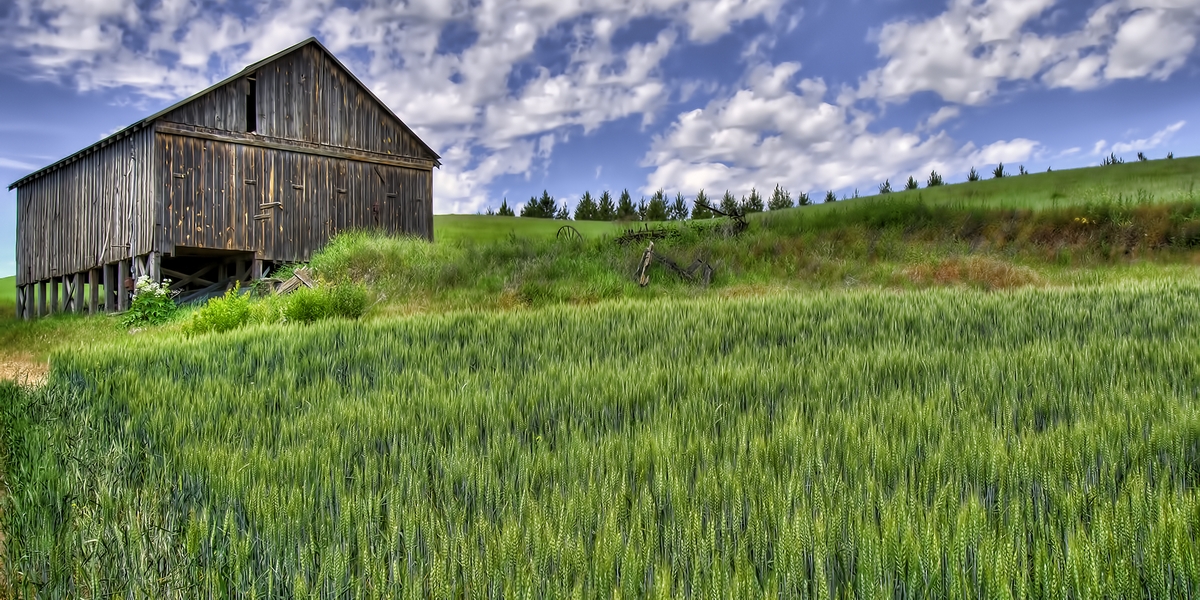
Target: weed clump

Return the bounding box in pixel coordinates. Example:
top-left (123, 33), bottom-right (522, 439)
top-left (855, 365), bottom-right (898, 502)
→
top-left (285, 283), bottom-right (369, 324)
top-left (183, 285), bottom-right (251, 335)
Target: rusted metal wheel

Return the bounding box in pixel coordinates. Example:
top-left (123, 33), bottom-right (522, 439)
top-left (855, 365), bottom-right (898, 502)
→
top-left (556, 225), bottom-right (583, 242)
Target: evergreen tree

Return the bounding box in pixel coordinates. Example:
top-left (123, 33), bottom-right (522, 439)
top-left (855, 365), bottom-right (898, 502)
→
top-left (797, 191), bottom-right (810, 206)
top-left (521, 190), bottom-right (557, 218)
top-left (992, 163), bottom-right (1006, 178)
top-left (497, 197), bottom-right (515, 217)
top-left (574, 191), bottom-right (598, 221)
top-left (691, 189), bottom-right (714, 219)
top-left (519, 195), bottom-right (540, 217)
top-left (905, 176), bottom-right (919, 190)
top-left (616, 189), bottom-right (636, 220)
top-left (554, 201), bottom-right (570, 220)
top-left (967, 167), bottom-right (980, 181)
top-left (596, 190), bottom-right (616, 221)
top-left (637, 197), bottom-right (648, 221)
top-left (719, 190), bottom-right (739, 215)
top-left (668, 192), bottom-right (689, 220)
top-left (742, 187), bottom-right (764, 213)
top-left (647, 189), bottom-right (669, 221)
top-left (767, 184), bottom-right (793, 210)
top-left (878, 179), bottom-right (892, 194)
top-left (823, 190), bottom-right (837, 203)
top-left (927, 170), bottom-right (944, 187)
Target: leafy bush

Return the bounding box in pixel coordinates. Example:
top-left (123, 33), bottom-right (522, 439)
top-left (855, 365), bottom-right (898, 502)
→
top-left (967, 167), bottom-right (980, 182)
top-left (927, 170), bottom-right (944, 187)
top-left (1102, 152), bottom-right (1124, 166)
top-left (992, 163), bottom-right (1006, 178)
top-left (905, 176), bottom-right (919, 190)
top-left (878, 179), bottom-right (892, 194)
top-left (285, 283), bottom-right (369, 324)
top-left (183, 284), bottom-right (251, 335)
top-left (121, 276), bottom-right (177, 327)
top-left (824, 190), bottom-right (837, 203)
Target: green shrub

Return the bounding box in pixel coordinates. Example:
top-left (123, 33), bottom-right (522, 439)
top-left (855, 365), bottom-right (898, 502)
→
top-left (183, 284), bottom-right (251, 335)
top-left (328, 283), bottom-right (369, 318)
top-left (285, 283), bottom-right (369, 324)
top-left (121, 276), bottom-right (178, 327)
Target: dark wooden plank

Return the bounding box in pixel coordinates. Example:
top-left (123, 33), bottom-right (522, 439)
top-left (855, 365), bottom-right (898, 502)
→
top-left (155, 122), bottom-right (436, 170)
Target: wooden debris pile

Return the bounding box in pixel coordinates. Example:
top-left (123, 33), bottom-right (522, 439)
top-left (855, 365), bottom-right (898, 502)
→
top-left (634, 241), bottom-right (714, 288)
top-left (263, 267), bottom-right (317, 295)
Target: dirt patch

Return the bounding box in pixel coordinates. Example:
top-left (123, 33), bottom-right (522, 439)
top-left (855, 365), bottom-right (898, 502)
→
top-left (0, 356), bottom-right (48, 387)
top-left (901, 256), bottom-right (1044, 291)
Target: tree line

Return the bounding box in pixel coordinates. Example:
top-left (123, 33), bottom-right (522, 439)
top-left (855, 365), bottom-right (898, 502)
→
top-left (487, 184), bottom-right (816, 221)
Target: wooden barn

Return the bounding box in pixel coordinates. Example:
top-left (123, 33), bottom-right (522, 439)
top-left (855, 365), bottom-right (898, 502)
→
top-left (9, 37), bottom-right (440, 319)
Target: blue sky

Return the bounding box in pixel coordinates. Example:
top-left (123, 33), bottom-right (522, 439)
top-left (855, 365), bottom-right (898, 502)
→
top-left (2, 0), bottom-right (1199, 277)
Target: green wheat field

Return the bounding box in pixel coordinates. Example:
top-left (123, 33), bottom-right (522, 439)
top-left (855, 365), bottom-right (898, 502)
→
top-left (5, 282), bottom-right (1199, 598)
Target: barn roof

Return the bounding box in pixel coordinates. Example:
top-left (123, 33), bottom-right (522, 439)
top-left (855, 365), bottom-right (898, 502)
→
top-left (8, 37), bottom-right (440, 190)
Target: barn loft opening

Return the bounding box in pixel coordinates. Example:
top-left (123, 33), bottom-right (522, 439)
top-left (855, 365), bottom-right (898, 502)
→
top-left (245, 76), bottom-right (257, 133)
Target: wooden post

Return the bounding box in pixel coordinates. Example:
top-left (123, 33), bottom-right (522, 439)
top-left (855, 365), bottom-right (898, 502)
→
top-left (50, 276), bottom-right (59, 315)
top-left (149, 251), bottom-right (161, 283)
top-left (15, 285), bottom-right (23, 320)
top-left (37, 280), bottom-right (47, 317)
top-left (72, 272), bottom-right (84, 313)
top-left (251, 258), bottom-right (263, 280)
top-left (118, 260), bottom-right (130, 312)
top-left (102, 264), bottom-right (113, 312)
top-left (89, 269), bottom-right (99, 315)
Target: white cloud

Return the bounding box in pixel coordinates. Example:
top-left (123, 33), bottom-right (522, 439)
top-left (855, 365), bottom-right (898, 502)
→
top-left (1108, 120), bottom-right (1186, 153)
top-left (1105, 8), bottom-right (1197, 79)
top-left (857, 0), bottom-right (1200, 106)
top-left (0, 157), bottom-right (40, 170)
top-left (1056, 146), bottom-right (1081, 157)
top-left (923, 106), bottom-right (961, 129)
top-left (1092, 139), bottom-right (1109, 155)
top-left (643, 61), bottom-right (1038, 198)
top-left (0, 0), bottom-right (786, 213)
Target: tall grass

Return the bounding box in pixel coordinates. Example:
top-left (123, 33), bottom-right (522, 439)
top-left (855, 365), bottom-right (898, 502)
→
top-left (4, 282), bottom-right (1200, 597)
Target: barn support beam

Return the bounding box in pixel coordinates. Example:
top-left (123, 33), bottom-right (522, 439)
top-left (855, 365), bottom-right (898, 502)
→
top-left (252, 259), bottom-right (263, 280)
top-left (60, 275), bottom-right (71, 313)
top-left (72, 272), bottom-right (84, 314)
top-left (118, 260), bottom-right (130, 312)
top-left (102, 264), bottom-right (113, 312)
top-left (50, 277), bottom-right (59, 315)
top-left (37, 280), bottom-right (47, 317)
top-left (15, 285), bottom-right (24, 320)
top-left (89, 269), bottom-right (99, 315)
top-left (149, 251), bottom-right (161, 283)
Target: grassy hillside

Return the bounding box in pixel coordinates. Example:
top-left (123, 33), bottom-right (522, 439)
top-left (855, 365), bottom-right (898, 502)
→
top-left (0, 275), bottom-right (13, 304)
top-left (434, 214), bottom-right (627, 244)
top-left (6, 282), bottom-right (1199, 596)
top-left (777, 155), bottom-right (1199, 213)
top-left (4, 158), bottom-right (1200, 596)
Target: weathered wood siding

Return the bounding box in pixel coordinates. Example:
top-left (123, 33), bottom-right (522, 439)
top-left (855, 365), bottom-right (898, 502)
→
top-left (160, 44), bottom-right (436, 161)
top-left (15, 127), bottom-right (155, 285)
top-left (157, 131), bottom-right (431, 261)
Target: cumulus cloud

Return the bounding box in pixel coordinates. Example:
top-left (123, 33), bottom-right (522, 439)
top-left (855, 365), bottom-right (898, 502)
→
top-left (0, 0), bottom-right (787, 212)
top-left (643, 61), bottom-right (1038, 198)
top-left (857, 0), bottom-right (1200, 106)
